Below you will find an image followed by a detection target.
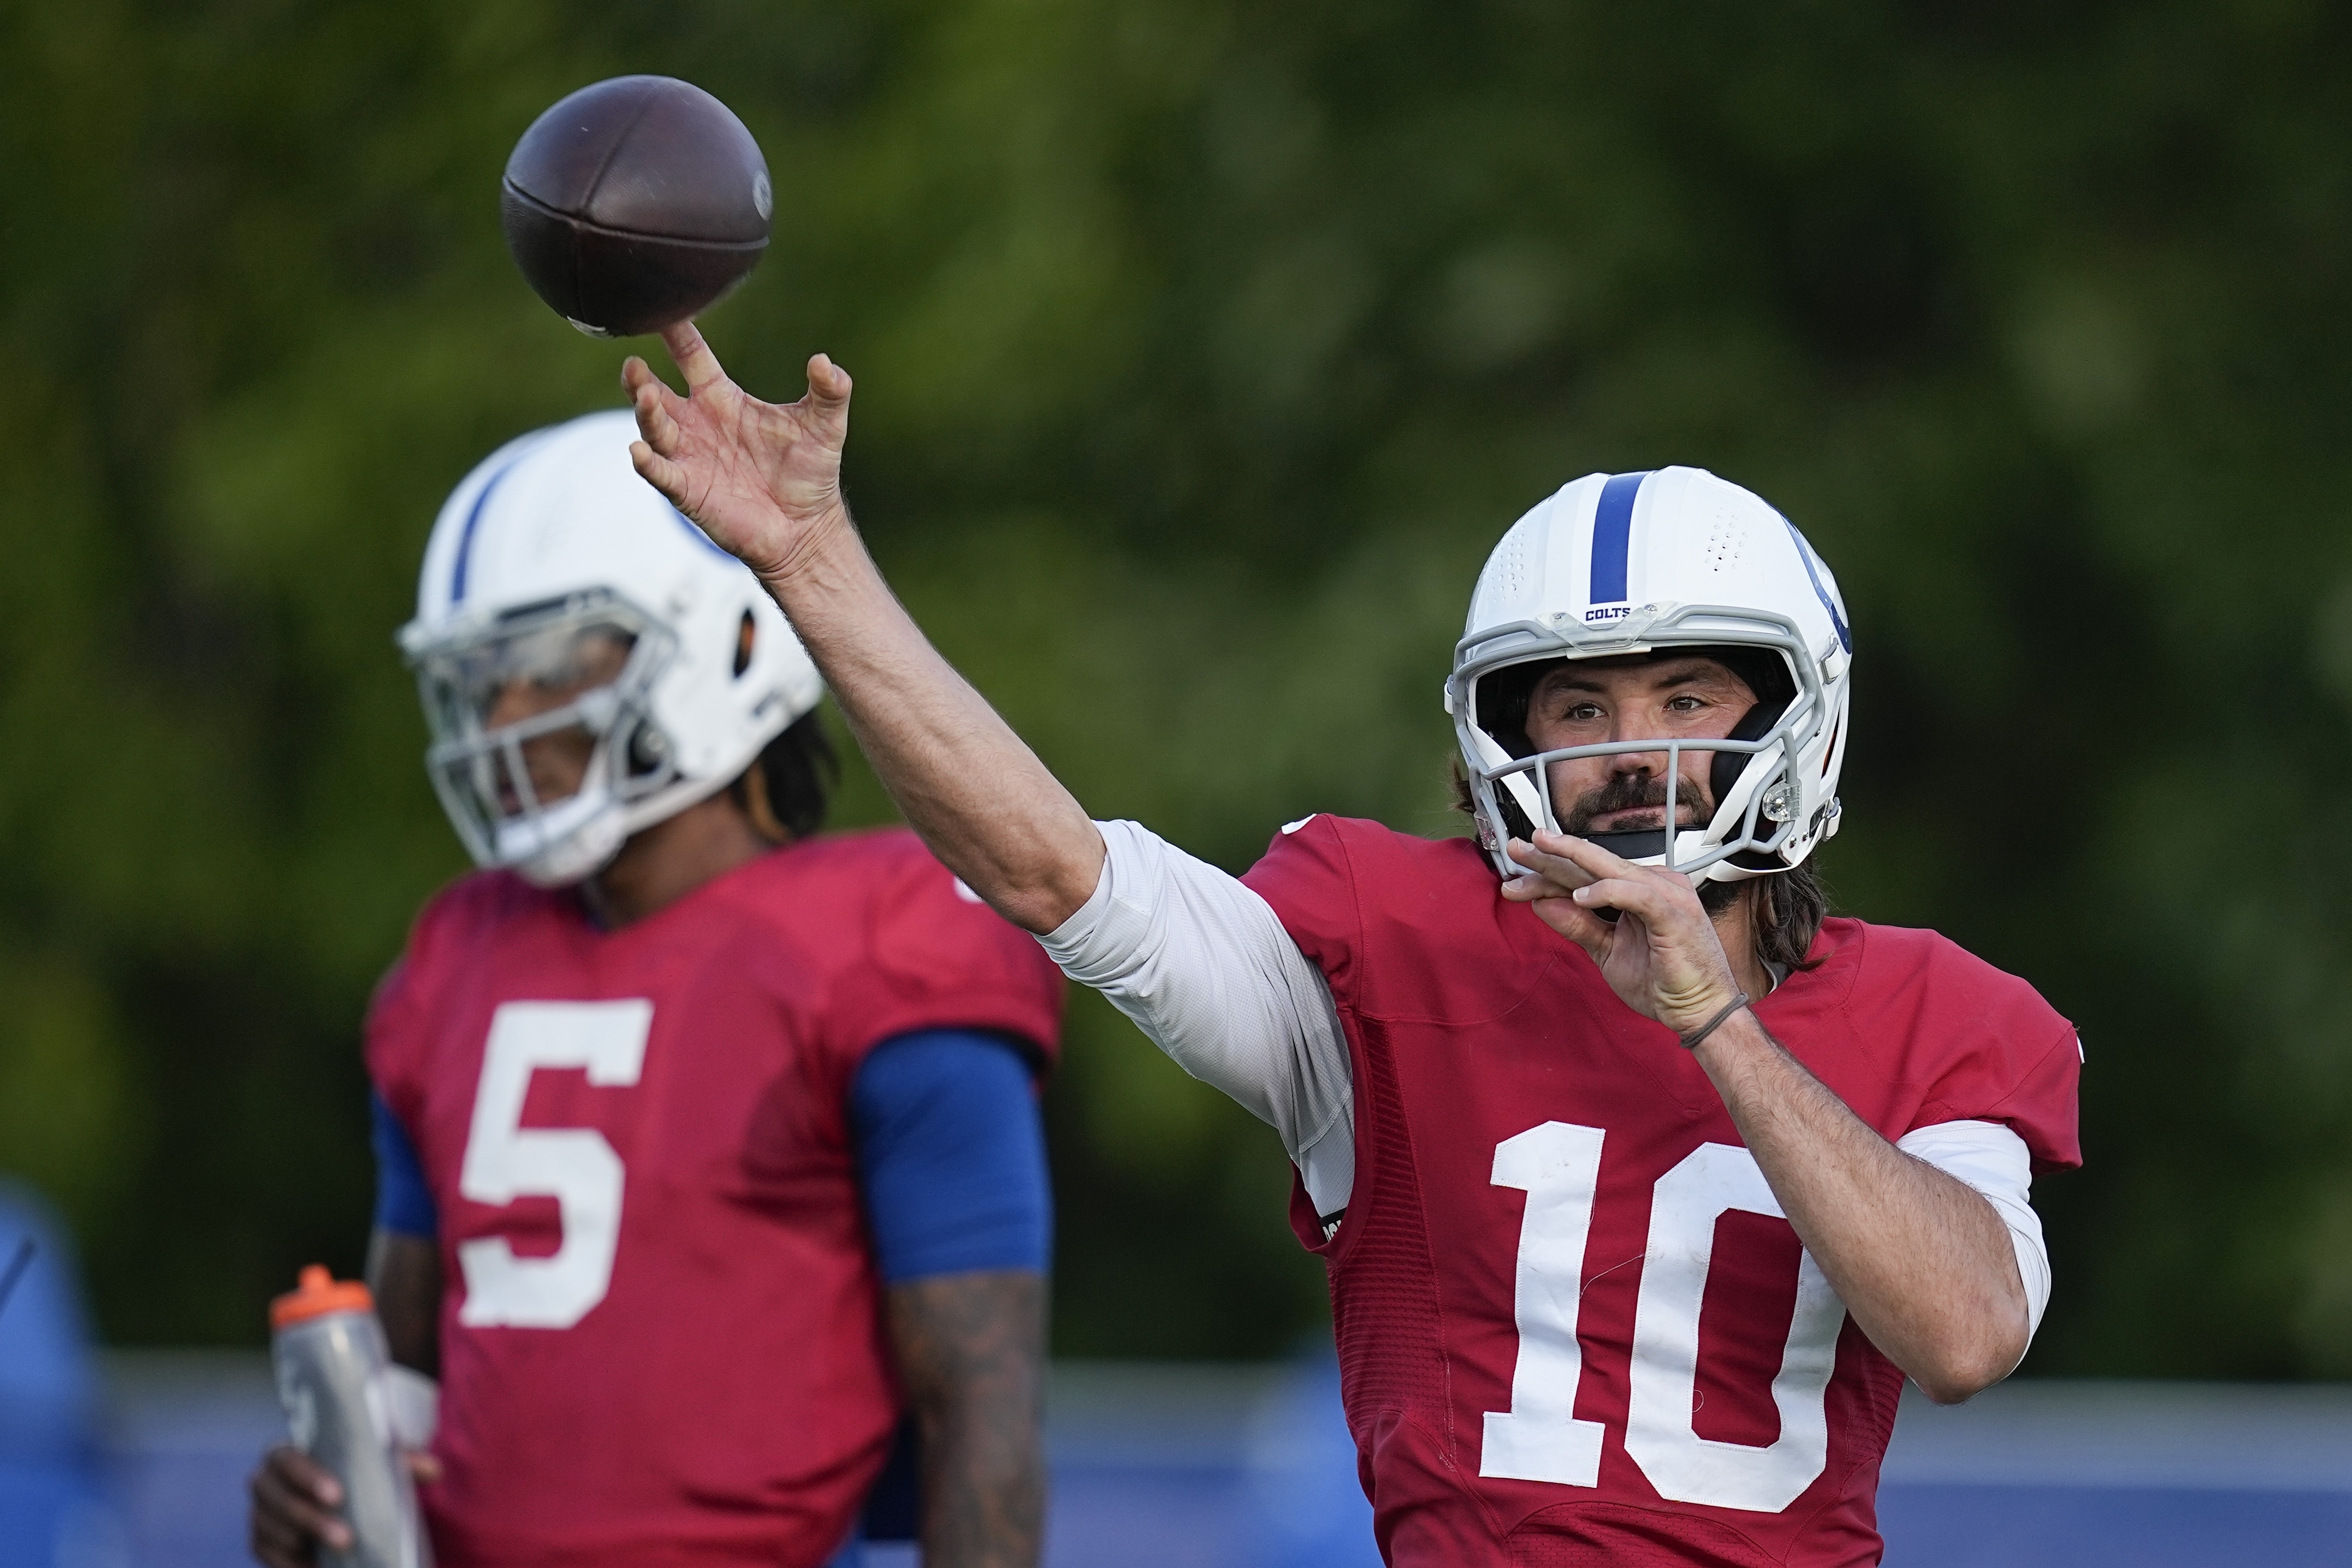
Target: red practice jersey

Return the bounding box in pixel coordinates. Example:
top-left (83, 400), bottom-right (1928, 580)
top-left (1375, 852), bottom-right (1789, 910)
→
top-left (366, 828), bottom-right (1064, 1568)
top-left (1241, 816), bottom-right (2080, 1568)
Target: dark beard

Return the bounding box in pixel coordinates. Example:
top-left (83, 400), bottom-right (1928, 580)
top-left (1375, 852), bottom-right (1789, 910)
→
top-left (1561, 770), bottom-right (1714, 835)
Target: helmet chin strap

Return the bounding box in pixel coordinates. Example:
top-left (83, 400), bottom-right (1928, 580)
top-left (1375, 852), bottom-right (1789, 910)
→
top-left (1580, 826), bottom-right (1681, 860)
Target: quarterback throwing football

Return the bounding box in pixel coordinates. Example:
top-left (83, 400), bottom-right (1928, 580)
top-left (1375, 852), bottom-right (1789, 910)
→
top-left (250, 413), bottom-right (1064, 1568)
top-left (620, 328), bottom-right (2080, 1567)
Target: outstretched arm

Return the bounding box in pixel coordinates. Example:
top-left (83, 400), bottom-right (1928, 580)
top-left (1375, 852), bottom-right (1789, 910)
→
top-left (1501, 830), bottom-right (2033, 1404)
top-left (621, 328), bottom-right (1100, 933)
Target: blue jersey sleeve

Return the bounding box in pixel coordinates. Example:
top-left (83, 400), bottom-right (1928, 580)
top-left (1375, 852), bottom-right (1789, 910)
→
top-left (370, 1091), bottom-right (439, 1240)
top-left (850, 1030), bottom-right (1052, 1282)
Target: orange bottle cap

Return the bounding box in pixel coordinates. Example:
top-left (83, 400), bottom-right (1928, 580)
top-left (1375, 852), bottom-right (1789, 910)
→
top-left (270, 1264), bottom-right (374, 1329)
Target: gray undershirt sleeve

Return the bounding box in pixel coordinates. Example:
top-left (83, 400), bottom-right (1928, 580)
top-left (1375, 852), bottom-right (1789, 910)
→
top-left (1038, 819), bottom-right (1359, 1216)
top-left (1894, 1119), bottom-right (2054, 1338)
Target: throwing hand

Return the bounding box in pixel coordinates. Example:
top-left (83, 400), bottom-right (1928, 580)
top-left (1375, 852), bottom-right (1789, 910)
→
top-left (621, 324), bottom-right (853, 585)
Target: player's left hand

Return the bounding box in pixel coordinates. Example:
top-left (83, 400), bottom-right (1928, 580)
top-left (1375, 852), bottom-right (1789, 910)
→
top-left (1501, 830), bottom-right (1743, 1036)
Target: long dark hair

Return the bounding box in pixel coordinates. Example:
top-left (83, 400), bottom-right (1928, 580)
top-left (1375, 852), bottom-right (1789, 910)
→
top-left (731, 709), bottom-right (839, 844)
top-left (1701, 858), bottom-right (1828, 974)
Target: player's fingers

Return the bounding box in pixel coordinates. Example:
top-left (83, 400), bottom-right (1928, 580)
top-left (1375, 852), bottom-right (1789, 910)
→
top-left (1525, 890), bottom-right (1614, 956)
top-left (1530, 829), bottom-right (1638, 881)
top-left (1544, 834), bottom-right (1709, 914)
top-left (1569, 874), bottom-right (1675, 924)
top-left (630, 441), bottom-right (692, 508)
top-left (662, 320), bottom-right (727, 392)
top-left (804, 353), bottom-right (853, 408)
top-left (1496, 872), bottom-right (1549, 902)
top-left (622, 354), bottom-right (689, 411)
top-left (406, 1450), bottom-right (444, 1484)
top-left (1498, 870), bottom-right (1586, 906)
top-left (250, 1502), bottom-right (319, 1568)
top-left (248, 1513), bottom-right (310, 1568)
top-left (1505, 837), bottom-right (1596, 891)
top-left (250, 1457), bottom-right (352, 1552)
top-left (630, 377), bottom-right (683, 455)
top-left (250, 1477), bottom-right (345, 1549)
top-left (262, 1445), bottom-right (342, 1508)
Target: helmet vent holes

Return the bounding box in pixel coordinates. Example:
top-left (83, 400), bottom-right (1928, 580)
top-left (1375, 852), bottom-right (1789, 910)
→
top-left (733, 610), bottom-right (755, 678)
top-left (1705, 514), bottom-right (1747, 574)
top-left (1500, 531), bottom-right (1528, 596)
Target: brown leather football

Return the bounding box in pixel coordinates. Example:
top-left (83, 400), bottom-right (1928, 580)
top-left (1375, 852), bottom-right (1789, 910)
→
top-left (501, 76), bottom-right (772, 338)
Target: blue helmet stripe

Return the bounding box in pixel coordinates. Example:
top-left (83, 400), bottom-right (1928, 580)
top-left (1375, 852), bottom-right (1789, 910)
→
top-left (1589, 471), bottom-right (1649, 605)
top-left (448, 451), bottom-right (532, 605)
top-left (1777, 513), bottom-right (1851, 654)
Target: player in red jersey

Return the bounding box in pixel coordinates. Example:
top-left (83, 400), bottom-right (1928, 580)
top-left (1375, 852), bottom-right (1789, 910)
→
top-left (615, 327), bottom-right (2080, 1567)
top-left (248, 413), bottom-right (1064, 1568)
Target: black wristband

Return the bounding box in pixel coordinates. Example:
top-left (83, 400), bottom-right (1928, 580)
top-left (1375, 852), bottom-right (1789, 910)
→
top-left (1679, 991), bottom-right (1751, 1051)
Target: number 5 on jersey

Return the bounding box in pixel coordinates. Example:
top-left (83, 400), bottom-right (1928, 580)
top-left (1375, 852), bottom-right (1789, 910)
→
top-left (457, 1000), bottom-right (653, 1329)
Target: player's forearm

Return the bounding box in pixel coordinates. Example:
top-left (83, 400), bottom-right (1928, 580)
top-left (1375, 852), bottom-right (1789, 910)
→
top-left (759, 516), bottom-right (1103, 933)
top-left (915, 1411), bottom-right (1044, 1568)
top-left (1694, 1013), bottom-right (2030, 1403)
top-left (887, 1272), bottom-right (1046, 1568)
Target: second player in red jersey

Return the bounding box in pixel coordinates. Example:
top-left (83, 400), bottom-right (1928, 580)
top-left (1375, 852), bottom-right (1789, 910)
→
top-left (371, 829), bottom-right (1059, 1564)
top-left (252, 412), bottom-right (1064, 1568)
top-left (613, 327), bottom-right (2083, 1567)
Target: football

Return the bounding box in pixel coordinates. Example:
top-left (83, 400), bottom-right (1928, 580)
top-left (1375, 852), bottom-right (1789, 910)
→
top-left (501, 75), bottom-right (773, 338)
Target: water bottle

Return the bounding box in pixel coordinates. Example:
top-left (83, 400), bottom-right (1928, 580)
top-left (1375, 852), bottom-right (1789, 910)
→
top-left (270, 1265), bottom-right (434, 1568)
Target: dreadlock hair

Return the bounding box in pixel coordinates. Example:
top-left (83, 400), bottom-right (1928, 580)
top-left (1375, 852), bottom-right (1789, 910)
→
top-left (730, 710), bottom-right (839, 844)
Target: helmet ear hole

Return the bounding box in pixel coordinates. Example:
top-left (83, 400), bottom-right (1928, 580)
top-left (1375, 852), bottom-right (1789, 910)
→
top-left (733, 609), bottom-right (755, 677)
top-left (626, 722), bottom-right (671, 778)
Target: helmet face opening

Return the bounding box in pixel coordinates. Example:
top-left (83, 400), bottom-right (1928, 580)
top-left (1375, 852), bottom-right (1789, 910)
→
top-left (1450, 602), bottom-right (1843, 884)
top-left (1471, 645), bottom-right (1799, 866)
top-left (406, 588), bottom-right (680, 881)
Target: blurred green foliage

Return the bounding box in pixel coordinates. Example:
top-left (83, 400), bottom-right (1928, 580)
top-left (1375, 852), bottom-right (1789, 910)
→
top-left (4, 0), bottom-right (2352, 1371)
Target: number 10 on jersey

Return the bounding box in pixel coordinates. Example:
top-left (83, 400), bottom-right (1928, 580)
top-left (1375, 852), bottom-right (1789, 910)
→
top-left (1481, 1121), bottom-right (1847, 1514)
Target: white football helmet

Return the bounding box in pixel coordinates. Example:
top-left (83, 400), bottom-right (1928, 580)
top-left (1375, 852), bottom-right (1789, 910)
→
top-left (1445, 466), bottom-right (1853, 884)
top-left (399, 409), bottom-right (823, 887)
